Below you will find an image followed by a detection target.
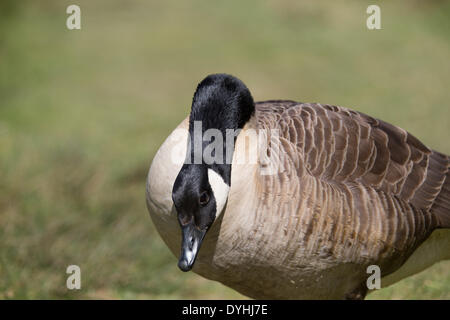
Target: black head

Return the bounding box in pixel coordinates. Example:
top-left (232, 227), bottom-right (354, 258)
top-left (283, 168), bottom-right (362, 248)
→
top-left (172, 74), bottom-right (254, 271)
top-left (190, 73), bottom-right (255, 139)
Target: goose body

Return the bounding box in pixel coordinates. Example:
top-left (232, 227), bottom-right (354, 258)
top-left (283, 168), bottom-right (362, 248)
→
top-left (146, 74), bottom-right (450, 299)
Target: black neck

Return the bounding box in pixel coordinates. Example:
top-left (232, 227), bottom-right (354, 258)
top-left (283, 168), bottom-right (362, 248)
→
top-left (186, 74), bottom-right (254, 185)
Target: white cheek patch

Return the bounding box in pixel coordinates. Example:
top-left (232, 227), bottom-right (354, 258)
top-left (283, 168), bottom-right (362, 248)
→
top-left (207, 169), bottom-right (230, 219)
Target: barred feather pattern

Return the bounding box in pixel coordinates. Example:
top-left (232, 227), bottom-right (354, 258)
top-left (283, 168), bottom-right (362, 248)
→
top-left (252, 101), bottom-right (449, 277)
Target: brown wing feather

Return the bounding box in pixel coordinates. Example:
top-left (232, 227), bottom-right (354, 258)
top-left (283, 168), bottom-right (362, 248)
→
top-left (255, 100), bottom-right (449, 274)
top-left (266, 102), bottom-right (447, 214)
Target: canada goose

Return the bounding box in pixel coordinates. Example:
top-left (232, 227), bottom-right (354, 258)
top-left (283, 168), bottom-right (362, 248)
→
top-left (146, 74), bottom-right (450, 299)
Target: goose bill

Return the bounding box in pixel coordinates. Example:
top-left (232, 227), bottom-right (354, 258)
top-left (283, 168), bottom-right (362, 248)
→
top-left (177, 222), bottom-right (207, 272)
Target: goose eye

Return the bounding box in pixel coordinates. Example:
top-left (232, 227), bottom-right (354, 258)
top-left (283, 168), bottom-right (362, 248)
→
top-left (199, 191), bottom-right (210, 206)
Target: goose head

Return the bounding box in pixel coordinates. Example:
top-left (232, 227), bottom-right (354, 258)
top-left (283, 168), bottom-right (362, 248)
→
top-left (172, 74), bottom-right (254, 271)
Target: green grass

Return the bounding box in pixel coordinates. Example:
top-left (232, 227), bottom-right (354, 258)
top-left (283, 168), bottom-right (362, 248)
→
top-left (0, 0), bottom-right (449, 299)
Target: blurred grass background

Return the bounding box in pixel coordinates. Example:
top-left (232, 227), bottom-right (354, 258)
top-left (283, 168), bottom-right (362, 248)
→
top-left (0, 0), bottom-right (449, 299)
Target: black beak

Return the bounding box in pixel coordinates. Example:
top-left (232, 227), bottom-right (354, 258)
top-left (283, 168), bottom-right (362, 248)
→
top-left (177, 222), bottom-right (207, 272)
